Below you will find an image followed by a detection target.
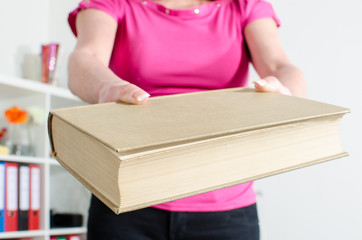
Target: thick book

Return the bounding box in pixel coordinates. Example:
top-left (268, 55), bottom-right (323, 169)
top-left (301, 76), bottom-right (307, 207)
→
top-left (48, 88), bottom-right (349, 214)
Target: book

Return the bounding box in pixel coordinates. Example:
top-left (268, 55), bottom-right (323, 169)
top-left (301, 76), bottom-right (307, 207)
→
top-left (48, 87), bottom-right (349, 214)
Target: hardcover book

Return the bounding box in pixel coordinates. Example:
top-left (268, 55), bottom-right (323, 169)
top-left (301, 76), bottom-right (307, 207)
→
top-left (48, 88), bottom-right (349, 214)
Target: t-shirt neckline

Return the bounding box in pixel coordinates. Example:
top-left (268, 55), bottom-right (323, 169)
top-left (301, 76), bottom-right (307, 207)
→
top-left (135, 0), bottom-right (230, 19)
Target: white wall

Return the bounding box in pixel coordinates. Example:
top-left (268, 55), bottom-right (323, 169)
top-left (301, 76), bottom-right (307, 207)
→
top-left (1, 0), bottom-right (361, 239)
top-left (0, 1), bottom-right (49, 79)
top-left (253, 0), bottom-right (362, 239)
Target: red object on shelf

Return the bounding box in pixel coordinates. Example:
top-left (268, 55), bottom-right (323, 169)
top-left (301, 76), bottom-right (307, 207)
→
top-left (67, 234), bottom-right (81, 240)
top-left (41, 44), bottom-right (50, 83)
top-left (28, 164), bottom-right (41, 230)
top-left (41, 43), bottom-right (59, 84)
top-left (5, 162), bottom-right (18, 231)
top-left (0, 128), bottom-right (6, 140)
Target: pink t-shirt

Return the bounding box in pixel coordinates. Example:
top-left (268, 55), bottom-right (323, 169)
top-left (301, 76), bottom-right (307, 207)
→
top-left (69, 0), bottom-right (280, 212)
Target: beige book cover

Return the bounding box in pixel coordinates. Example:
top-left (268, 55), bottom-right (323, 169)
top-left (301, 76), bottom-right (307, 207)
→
top-left (48, 88), bottom-right (350, 214)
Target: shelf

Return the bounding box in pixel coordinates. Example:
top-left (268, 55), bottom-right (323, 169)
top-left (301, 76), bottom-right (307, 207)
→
top-left (0, 74), bottom-right (80, 101)
top-left (49, 227), bottom-right (87, 236)
top-left (0, 73), bottom-right (89, 239)
top-left (0, 155), bottom-right (64, 166)
top-left (0, 227), bottom-right (87, 239)
top-left (0, 154), bottom-right (47, 164)
top-left (49, 157), bottom-right (61, 166)
top-left (0, 230), bottom-right (45, 239)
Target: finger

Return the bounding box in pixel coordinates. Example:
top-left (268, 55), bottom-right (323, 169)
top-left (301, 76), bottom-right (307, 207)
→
top-left (118, 83), bottom-right (150, 104)
top-left (253, 79), bottom-right (276, 92)
top-left (253, 77), bottom-right (291, 96)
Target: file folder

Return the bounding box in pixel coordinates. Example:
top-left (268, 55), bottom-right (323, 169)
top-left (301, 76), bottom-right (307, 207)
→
top-left (5, 162), bottom-right (18, 231)
top-left (18, 164), bottom-right (30, 230)
top-left (0, 162), bottom-right (5, 232)
top-left (28, 164), bottom-right (40, 230)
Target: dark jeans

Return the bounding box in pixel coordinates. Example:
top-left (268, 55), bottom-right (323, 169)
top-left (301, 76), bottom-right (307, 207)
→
top-left (88, 195), bottom-right (259, 240)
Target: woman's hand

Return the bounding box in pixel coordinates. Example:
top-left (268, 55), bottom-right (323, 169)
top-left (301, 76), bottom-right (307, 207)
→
top-left (245, 19), bottom-right (307, 98)
top-left (253, 76), bottom-right (291, 96)
top-left (98, 81), bottom-right (150, 104)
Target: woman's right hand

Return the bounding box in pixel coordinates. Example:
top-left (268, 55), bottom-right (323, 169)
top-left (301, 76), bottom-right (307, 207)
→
top-left (98, 81), bottom-right (150, 104)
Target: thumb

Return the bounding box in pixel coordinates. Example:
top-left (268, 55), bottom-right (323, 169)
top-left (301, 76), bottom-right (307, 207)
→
top-left (118, 83), bottom-right (150, 105)
top-left (253, 79), bottom-right (276, 92)
top-left (253, 76), bottom-right (291, 96)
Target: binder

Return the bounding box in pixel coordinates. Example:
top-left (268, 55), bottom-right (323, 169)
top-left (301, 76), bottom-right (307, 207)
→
top-left (5, 162), bottom-right (18, 231)
top-left (18, 164), bottom-right (30, 230)
top-left (28, 164), bottom-right (40, 230)
top-left (0, 162), bottom-right (5, 232)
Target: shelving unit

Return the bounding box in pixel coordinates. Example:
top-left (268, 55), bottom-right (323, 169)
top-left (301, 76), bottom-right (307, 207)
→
top-left (0, 74), bottom-right (90, 240)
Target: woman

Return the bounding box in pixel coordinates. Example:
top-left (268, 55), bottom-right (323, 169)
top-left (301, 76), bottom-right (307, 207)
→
top-left (67, 0), bottom-right (306, 239)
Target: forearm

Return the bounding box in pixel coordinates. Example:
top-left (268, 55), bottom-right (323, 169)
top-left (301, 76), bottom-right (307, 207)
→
top-left (68, 50), bottom-right (125, 104)
top-left (245, 19), bottom-right (307, 98)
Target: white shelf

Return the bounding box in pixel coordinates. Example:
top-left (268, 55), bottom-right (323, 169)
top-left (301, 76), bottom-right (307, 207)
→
top-left (49, 157), bottom-right (61, 166)
top-left (0, 74), bottom-right (79, 101)
top-left (0, 154), bottom-right (47, 164)
top-left (0, 155), bottom-right (63, 166)
top-left (49, 227), bottom-right (87, 236)
top-left (0, 230), bottom-right (45, 239)
top-left (0, 75), bottom-right (90, 240)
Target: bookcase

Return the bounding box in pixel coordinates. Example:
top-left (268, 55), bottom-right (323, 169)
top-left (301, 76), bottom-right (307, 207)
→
top-left (0, 74), bottom-right (90, 240)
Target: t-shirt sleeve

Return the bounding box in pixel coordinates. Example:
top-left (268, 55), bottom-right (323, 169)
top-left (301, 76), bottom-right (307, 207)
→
top-left (241, 0), bottom-right (281, 28)
top-left (68, 0), bottom-right (124, 36)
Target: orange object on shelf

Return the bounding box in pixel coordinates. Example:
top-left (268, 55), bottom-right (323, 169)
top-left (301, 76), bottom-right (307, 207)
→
top-left (4, 106), bottom-right (28, 124)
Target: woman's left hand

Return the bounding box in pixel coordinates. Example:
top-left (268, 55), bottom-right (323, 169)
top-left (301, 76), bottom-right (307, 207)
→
top-left (253, 76), bottom-right (292, 96)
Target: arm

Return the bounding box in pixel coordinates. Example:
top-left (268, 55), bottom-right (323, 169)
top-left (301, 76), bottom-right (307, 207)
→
top-left (244, 18), bottom-right (307, 97)
top-left (68, 9), bottom-right (149, 104)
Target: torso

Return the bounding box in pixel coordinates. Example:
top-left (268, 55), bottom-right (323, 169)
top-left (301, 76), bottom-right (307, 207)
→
top-left (109, 0), bottom-right (250, 97)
